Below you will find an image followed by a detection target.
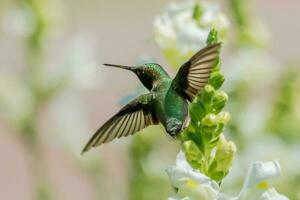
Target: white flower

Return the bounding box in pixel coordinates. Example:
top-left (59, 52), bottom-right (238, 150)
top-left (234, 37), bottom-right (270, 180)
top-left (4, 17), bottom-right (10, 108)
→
top-left (224, 161), bottom-right (289, 200)
top-left (154, 0), bottom-right (229, 54)
top-left (235, 161), bottom-right (282, 200)
top-left (55, 35), bottom-right (101, 89)
top-left (168, 195), bottom-right (191, 200)
top-left (166, 151), bottom-right (220, 200)
top-left (167, 151), bottom-right (289, 200)
top-left (242, 161), bottom-right (281, 189)
top-left (259, 188), bottom-right (289, 200)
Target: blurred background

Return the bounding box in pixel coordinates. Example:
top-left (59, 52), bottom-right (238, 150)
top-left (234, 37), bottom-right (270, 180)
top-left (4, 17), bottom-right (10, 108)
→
top-left (0, 0), bottom-right (299, 200)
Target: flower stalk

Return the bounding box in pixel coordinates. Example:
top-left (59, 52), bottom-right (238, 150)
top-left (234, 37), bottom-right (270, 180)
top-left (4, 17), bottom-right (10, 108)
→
top-left (179, 29), bottom-right (236, 182)
top-left (20, 2), bottom-right (53, 200)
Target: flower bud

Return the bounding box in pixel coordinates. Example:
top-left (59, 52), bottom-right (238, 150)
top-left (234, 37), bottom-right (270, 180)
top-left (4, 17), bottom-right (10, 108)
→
top-left (208, 135), bottom-right (236, 181)
top-left (206, 29), bottom-right (219, 45)
top-left (183, 140), bottom-right (201, 156)
top-left (208, 72), bottom-right (225, 90)
top-left (217, 111), bottom-right (231, 124)
top-left (183, 140), bottom-right (203, 168)
top-left (215, 136), bottom-right (236, 166)
top-left (201, 113), bottom-right (219, 126)
top-left (200, 114), bottom-right (219, 142)
top-left (192, 4), bottom-right (203, 21)
top-left (213, 91), bottom-right (228, 113)
top-left (200, 85), bottom-right (215, 109)
top-left (215, 137), bottom-right (237, 162)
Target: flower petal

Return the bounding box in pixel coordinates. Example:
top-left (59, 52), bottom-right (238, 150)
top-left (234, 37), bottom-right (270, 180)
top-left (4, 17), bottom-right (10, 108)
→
top-left (243, 161), bottom-right (281, 189)
top-left (235, 161), bottom-right (282, 199)
top-left (259, 188), bottom-right (289, 200)
top-left (166, 151), bottom-right (219, 191)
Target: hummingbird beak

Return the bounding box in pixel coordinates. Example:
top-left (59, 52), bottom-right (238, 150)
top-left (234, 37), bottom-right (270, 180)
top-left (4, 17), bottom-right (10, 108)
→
top-left (103, 63), bottom-right (134, 71)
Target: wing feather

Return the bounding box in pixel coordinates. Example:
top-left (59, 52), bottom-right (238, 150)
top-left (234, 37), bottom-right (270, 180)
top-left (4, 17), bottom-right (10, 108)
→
top-left (82, 93), bottom-right (158, 154)
top-left (125, 113), bottom-right (136, 137)
top-left (117, 114), bottom-right (131, 138)
top-left (171, 43), bottom-right (221, 101)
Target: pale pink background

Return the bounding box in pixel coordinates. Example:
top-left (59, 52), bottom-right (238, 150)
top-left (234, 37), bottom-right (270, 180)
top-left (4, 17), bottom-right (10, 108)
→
top-left (0, 0), bottom-right (299, 199)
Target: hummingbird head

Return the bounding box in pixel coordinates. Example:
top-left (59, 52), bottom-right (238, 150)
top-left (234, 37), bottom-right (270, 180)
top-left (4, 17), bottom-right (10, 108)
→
top-left (104, 63), bottom-right (170, 90)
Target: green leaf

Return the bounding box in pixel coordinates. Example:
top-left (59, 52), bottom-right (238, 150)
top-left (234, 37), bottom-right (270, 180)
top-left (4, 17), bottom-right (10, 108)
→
top-left (189, 101), bottom-right (206, 123)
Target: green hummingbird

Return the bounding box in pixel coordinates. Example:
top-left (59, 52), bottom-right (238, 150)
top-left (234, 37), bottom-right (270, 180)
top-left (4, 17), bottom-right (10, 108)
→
top-left (82, 43), bottom-right (221, 154)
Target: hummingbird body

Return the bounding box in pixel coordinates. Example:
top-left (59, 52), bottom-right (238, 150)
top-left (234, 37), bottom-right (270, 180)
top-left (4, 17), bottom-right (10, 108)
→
top-left (149, 71), bottom-right (188, 136)
top-left (82, 43), bottom-right (221, 154)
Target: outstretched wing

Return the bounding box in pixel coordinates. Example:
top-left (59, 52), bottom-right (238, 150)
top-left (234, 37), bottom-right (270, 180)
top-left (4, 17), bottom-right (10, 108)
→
top-left (82, 93), bottom-right (158, 154)
top-left (171, 43), bottom-right (221, 101)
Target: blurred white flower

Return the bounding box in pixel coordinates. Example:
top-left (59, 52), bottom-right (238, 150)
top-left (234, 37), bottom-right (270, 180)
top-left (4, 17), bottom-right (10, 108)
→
top-left (45, 36), bottom-right (101, 156)
top-left (48, 35), bottom-right (103, 89)
top-left (61, 36), bottom-right (101, 89)
top-left (224, 48), bottom-right (280, 89)
top-left (2, 0), bottom-right (63, 37)
top-left (2, 6), bottom-right (34, 37)
top-left (0, 72), bottom-right (33, 126)
top-left (154, 0), bottom-right (229, 55)
top-left (224, 48), bottom-right (280, 138)
top-left (47, 92), bottom-right (91, 156)
top-left (167, 151), bottom-right (289, 200)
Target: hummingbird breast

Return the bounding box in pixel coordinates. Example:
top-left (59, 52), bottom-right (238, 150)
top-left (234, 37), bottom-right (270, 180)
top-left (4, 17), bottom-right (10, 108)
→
top-left (152, 80), bottom-right (188, 136)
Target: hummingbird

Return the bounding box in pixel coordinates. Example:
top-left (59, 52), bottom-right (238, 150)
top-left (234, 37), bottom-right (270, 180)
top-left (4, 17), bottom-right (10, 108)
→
top-left (82, 43), bottom-right (221, 154)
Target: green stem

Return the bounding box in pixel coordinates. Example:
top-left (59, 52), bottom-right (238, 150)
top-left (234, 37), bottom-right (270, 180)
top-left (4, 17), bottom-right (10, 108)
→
top-left (17, 0), bottom-right (55, 198)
